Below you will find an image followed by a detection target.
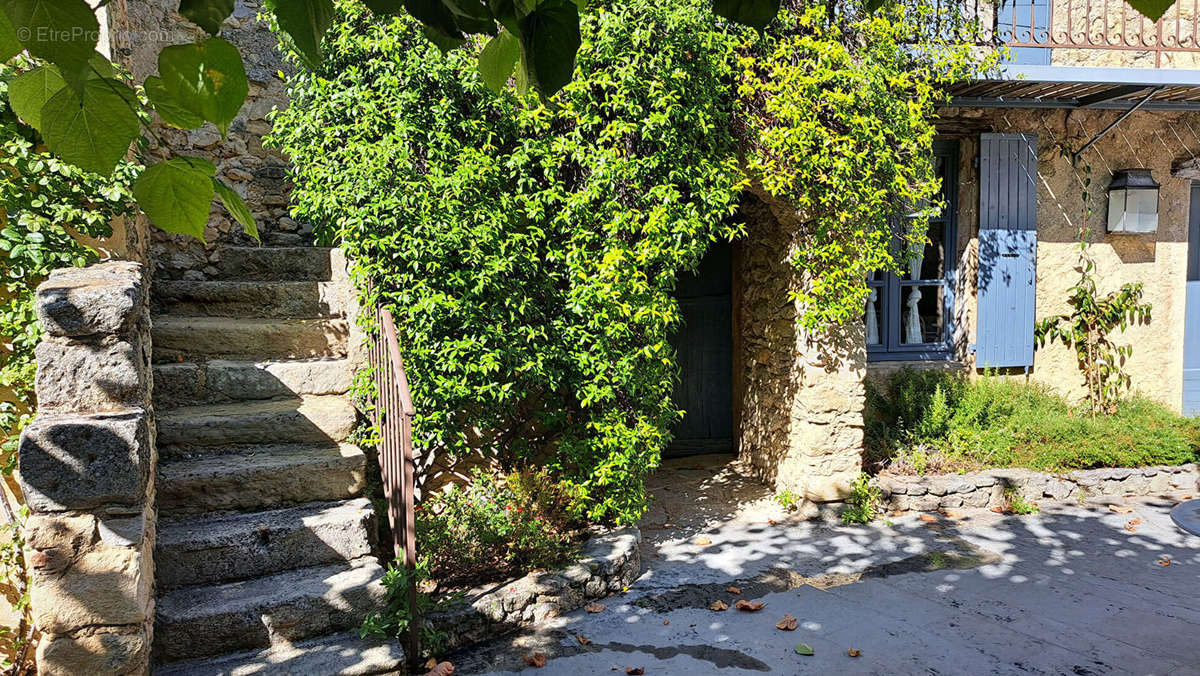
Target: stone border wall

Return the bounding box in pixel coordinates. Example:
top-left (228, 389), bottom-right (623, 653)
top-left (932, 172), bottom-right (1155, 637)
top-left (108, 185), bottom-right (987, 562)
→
top-left (18, 262), bottom-right (156, 675)
top-left (876, 464), bottom-right (1199, 512)
top-left (429, 528), bottom-right (641, 653)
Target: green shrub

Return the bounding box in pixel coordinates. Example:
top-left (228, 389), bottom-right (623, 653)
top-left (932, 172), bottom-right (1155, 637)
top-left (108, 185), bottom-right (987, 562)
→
top-left (269, 0), bottom-right (987, 525)
top-left (416, 470), bottom-right (579, 587)
top-left (866, 368), bottom-right (1200, 474)
top-left (841, 472), bottom-right (883, 524)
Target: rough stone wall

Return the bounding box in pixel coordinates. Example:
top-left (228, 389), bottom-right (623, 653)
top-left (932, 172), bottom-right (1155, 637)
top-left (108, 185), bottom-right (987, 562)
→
top-left (18, 262), bottom-right (155, 675)
top-left (107, 0), bottom-right (306, 280)
top-left (940, 108), bottom-right (1197, 410)
top-left (737, 195), bottom-right (864, 503)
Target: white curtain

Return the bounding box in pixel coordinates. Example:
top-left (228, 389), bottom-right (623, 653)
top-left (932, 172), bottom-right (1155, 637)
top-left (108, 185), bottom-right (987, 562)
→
top-left (904, 230), bottom-right (925, 344)
top-left (866, 288), bottom-right (879, 345)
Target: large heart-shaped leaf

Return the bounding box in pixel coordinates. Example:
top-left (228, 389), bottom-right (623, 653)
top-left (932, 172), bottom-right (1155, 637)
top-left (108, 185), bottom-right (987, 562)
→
top-left (133, 157), bottom-right (217, 240)
top-left (444, 0), bottom-right (496, 35)
top-left (3, 0), bottom-right (99, 77)
top-left (266, 0), bottom-right (334, 67)
top-left (213, 177), bottom-right (258, 240)
top-left (713, 0), bottom-right (781, 29)
top-left (0, 11), bottom-right (22, 63)
top-left (8, 64), bottom-right (66, 130)
top-left (145, 75), bottom-right (205, 129)
top-left (40, 77), bottom-right (140, 175)
top-left (157, 37), bottom-right (248, 135)
top-left (516, 0), bottom-right (580, 97)
top-left (478, 29), bottom-right (520, 93)
top-left (1127, 0), bottom-right (1175, 21)
top-left (404, 0), bottom-right (462, 41)
top-left (178, 0), bottom-right (237, 35)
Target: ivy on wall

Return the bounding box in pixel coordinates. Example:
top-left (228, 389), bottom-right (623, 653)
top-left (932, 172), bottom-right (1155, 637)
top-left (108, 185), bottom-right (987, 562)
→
top-left (270, 0), bottom-right (986, 523)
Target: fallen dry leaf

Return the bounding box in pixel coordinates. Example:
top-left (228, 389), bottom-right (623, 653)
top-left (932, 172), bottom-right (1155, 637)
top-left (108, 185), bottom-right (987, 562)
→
top-left (422, 662), bottom-right (455, 676)
top-left (848, 648), bottom-right (862, 658)
top-left (939, 509), bottom-right (964, 520)
top-left (694, 536), bottom-right (712, 546)
top-left (727, 586), bottom-right (742, 595)
top-left (1124, 523), bottom-right (1138, 534)
top-left (768, 519), bottom-right (778, 526)
top-left (919, 513), bottom-right (939, 523)
top-left (522, 653), bottom-right (547, 669)
top-left (626, 669), bottom-right (645, 675)
top-left (585, 602), bottom-right (606, 614)
top-left (776, 614), bottom-right (798, 631)
top-left (425, 657), bottom-right (438, 670)
top-left (735, 600), bottom-right (765, 612)
top-left (990, 507), bottom-right (1005, 514)
top-left (576, 635), bottom-right (592, 646)
top-left (1109, 505), bottom-right (1134, 514)
top-left (663, 620), bottom-right (669, 625)
top-left (1159, 556), bottom-right (1173, 567)
top-left (709, 600), bottom-right (728, 611)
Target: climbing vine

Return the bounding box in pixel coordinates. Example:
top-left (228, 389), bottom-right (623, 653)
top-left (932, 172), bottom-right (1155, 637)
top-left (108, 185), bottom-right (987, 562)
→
top-left (271, 0), bottom-right (989, 524)
top-left (1035, 157), bottom-right (1153, 416)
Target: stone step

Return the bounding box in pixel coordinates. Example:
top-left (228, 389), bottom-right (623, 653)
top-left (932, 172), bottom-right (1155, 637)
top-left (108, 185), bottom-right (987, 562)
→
top-left (157, 396), bottom-right (357, 450)
top-left (156, 499), bottom-right (378, 590)
top-left (154, 358), bottom-right (352, 408)
top-left (152, 280), bottom-right (349, 319)
top-left (153, 630), bottom-right (405, 676)
top-left (212, 246), bottom-right (341, 282)
top-left (157, 443), bottom-right (367, 516)
top-left (152, 316), bottom-right (349, 363)
top-left (154, 558), bottom-right (386, 664)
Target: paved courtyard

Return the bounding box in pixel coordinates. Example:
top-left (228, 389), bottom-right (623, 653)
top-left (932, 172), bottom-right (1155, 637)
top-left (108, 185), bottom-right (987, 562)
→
top-left (450, 456), bottom-right (1200, 675)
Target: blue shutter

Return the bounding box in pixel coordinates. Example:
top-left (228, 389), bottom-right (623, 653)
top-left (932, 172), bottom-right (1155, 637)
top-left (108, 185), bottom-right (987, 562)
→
top-left (976, 133), bottom-right (1038, 369)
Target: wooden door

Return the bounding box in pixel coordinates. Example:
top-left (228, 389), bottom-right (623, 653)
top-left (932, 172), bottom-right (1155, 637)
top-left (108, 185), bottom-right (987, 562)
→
top-left (666, 241), bottom-right (733, 457)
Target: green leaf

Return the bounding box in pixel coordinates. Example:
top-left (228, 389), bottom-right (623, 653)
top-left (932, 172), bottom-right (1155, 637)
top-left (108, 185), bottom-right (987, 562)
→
top-left (404, 0), bottom-right (462, 41)
top-left (422, 25), bottom-right (465, 53)
top-left (133, 157), bottom-right (216, 241)
top-left (794, 643), bottom-right (814, 656)
top-left (516, 0), bottom-right (580, 97)
top-left (3, 0), bottom-right (99, 77)
top-left (8, 64), bottom-right (66, 130)
top-left (1127, 0), bottom-right (1175, 21)
top-left (40, 77), bottom-right (140, 175)
top-left (178, 0), bottom-right (236, 35)
top-left (862, 0), bottom-right (889, 11)
top-left (712, 0), bottom-right (781, 29)
top-left (444, 0), bottom-right (496, 34)
top-left (213, 178), bottom-right (258, 240)
top-left (145, 75), bottom-right (205, 129)
top-left (0, 11), bottom-right (22, 63)
top-left (478, 30), bottom-right (519, 93)
top-left (157, 37), bottom-right (248, 135)
top-left (266, 0), bottom-right (334, 67)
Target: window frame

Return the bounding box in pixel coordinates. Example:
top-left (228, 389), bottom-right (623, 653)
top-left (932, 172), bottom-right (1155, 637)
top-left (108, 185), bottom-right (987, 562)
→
top-left (867, 140), bottom-right (960, 362)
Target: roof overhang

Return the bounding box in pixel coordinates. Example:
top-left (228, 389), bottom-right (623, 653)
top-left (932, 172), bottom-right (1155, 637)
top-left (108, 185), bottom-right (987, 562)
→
top-left (947, 65), bottom-right (1200, 110)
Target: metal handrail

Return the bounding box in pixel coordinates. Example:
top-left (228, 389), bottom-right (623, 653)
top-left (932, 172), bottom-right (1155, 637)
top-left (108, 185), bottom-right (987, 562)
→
top-left (366, 304), bottom-right (419, 664)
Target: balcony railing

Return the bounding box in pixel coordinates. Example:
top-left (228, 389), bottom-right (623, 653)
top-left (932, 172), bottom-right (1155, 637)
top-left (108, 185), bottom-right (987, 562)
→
top-left (960, 0), bottom-right (1200, 67)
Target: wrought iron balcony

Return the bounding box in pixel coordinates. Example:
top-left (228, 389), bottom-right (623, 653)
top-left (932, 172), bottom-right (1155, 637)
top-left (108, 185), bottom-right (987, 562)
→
top-left (971, 0), bottom-right (1200, 67)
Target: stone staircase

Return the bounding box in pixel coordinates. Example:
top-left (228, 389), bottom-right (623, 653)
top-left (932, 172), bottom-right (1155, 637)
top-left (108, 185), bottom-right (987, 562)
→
top-left (149, 247), bottom-right (404, 674)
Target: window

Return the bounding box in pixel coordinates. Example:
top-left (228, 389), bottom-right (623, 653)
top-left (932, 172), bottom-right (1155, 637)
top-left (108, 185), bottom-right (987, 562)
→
top-left (865, 141), bottom-right (959, 360)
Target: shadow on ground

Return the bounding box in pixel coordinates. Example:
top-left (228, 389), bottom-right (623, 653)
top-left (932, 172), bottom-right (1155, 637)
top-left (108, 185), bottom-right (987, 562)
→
top-left (449, 457), bottom-right (1200, 675)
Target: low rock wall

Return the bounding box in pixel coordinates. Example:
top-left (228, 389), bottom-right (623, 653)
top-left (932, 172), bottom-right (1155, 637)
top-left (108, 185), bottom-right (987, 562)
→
top-left (429, 528), bottom-right (641, 653)
top-left (18, 262), bottom-right (156, 675)
top-left (876, 465), bottom-right (1199, 512)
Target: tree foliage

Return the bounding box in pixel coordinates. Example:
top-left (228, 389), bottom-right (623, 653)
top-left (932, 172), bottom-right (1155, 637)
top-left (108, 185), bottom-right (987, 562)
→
top-left (271, 0), bottom-right (985, 523)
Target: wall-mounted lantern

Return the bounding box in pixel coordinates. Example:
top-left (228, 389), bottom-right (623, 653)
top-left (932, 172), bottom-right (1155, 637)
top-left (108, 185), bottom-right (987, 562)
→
top-left (1107, 169), bottom-right (1160, 234)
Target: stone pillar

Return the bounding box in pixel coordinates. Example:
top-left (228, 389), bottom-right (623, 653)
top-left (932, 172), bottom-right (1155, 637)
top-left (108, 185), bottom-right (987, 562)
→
top-left (737, 195), bottom-right (865, 507)
top-left (18, 262), bottom-right (155, 676)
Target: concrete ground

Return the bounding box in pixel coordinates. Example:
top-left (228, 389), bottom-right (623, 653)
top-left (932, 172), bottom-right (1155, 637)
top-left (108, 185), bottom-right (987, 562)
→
top-left (449, 455), bottom-right (1200, 676)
